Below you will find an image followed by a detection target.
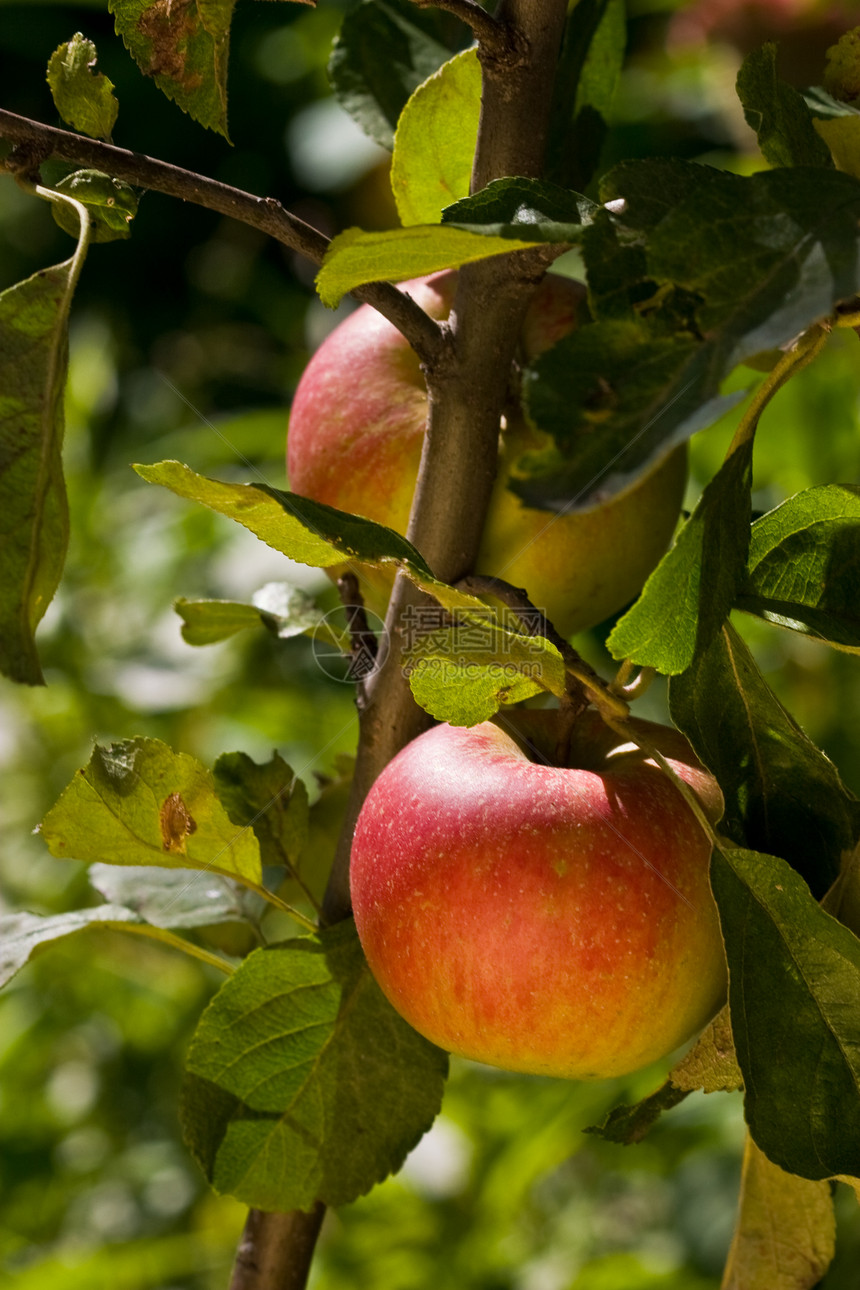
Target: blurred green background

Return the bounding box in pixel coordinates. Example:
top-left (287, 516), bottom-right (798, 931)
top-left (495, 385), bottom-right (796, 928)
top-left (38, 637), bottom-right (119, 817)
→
top-left (2, 1), bottom-right (860, 1286)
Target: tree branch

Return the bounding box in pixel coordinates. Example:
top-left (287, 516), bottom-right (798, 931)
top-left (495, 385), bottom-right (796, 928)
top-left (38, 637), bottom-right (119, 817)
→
top-left (0, 109), bottom-right (444, 366)
top-left (411, 0), bottom-right (523, 58)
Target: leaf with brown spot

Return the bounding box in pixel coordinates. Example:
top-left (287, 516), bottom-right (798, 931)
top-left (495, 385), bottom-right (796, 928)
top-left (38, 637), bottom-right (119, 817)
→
top-left (160, 791), bottom-right (198, 854)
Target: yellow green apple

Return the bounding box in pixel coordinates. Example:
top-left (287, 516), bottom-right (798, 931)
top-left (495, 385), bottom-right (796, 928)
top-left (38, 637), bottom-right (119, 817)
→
top-left (287, 272), bottom-right (687, 638)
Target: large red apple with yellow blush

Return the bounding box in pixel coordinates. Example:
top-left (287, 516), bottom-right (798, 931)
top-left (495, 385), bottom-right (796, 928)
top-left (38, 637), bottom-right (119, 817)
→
top-left (350, 708), bottom-right (726, 1080)
top-left (288, 272), bottom-right (687, 638)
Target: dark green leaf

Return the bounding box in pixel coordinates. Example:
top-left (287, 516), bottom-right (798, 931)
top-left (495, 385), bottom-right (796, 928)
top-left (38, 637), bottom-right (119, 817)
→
top-left (213, 750), bottom-right (309, 875)
top-left (546, 0), bottom-right (625, 190)
top-left (670, 621), bottom-right (859, 896)
top-left (442, 176), bottom-right (598, 234)
top-left (712, 844), bottom-right (860, 1180)
top-left (328, 0), bottom-right (452, 150)
top-left (109, 0), bottom-right (249, 138)
top-left (182, 921), bottom-right (448, 1210)
top-left (607, 439), bottom-right (753, 674)
top-left (738, 485), bottom-right (860, 650)
top-left (46, 32), bottom-right (119, 139)
top-left (0, 260), bottom-right (80, 685)
top-left (40, 737), bottom-right (263, 886)
top-left (586, 1083), bottom-right (691, 1146)
top-left (591, 159), bottom-right (860, 354)
top-left (519, 317), bottom-right (741, 511)
top-left (51, 170), bottom-right (138, 243)
top-left (736, 44), bottom-right (833, 170)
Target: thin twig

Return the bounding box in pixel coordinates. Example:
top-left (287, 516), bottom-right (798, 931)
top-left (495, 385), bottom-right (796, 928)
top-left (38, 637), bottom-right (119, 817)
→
top-left (0, 109), bottom-right (445, 365)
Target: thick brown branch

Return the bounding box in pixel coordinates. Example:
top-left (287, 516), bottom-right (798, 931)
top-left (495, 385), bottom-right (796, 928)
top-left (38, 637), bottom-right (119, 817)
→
top-left (0, 109), bottom-right (444, 365)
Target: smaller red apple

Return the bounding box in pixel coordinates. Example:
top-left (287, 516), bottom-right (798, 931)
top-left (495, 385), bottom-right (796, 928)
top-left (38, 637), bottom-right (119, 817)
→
top-left (351, 709), bottom-right (726, 1080)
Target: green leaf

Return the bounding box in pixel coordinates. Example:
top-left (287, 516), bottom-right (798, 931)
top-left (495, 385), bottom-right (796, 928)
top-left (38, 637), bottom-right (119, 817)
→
top-left (586, 1083), bottom-right (691, 1146)
top-left (317, 179), bottom-right (592, 307)
top-left (737, 485), bottom-right (860, 650)
top-left (134, 460), bottom-right (434, 575)
top-left (328, 0), bottom-right (452, 150)
top-left (0, 258), bottom-right (83, 685)
top-left (592, 160), bottom-right (860, 357)
top-left (405, 619), bottom-right (566, 726)
top-left (587, 1008), bottom-right (741, 1146)
top-left (109, 0), bottom-right (248, 138)
top-left (813, 116), bottom-right (860, 180)
top-left (736, 44), bottom-right (833, 170)
top-left (441, 176), bottom-right (598, 233)
top-left (182, 921), bottom-right (448, 1210)
top-left (712, 844), bottom-right (860, 1180)
top-left (315, 224), bottom-right (546, 309)
top-left (607, 439), bottom-right (753, 674)
top-left (51, 170), bottom-right (139, 243)
top-left (0, 905), bottom-right (142, 988)
top-left (520, 317), bottom-right (741, 511)
top-left (40, 737), bottom-right (263, 887)
top-left (391, 48), bottom-right (480, 226)
top-left (669, 1006), bottom-right (743, 1095)
top-left (88, 863), bottom-right (265, 930)
top-left (46, 32), bottom-right (119, 139)
top-left (722, 1135), bottom-right (836, 1290)
top-left (547, 0), bottom-right (626, 190)
top-left (213, 750), bottom-right (309, 875)
top-left (669, 621), bottom-right (859, 896)
top-left (176, 582), bottom-right (339, 648)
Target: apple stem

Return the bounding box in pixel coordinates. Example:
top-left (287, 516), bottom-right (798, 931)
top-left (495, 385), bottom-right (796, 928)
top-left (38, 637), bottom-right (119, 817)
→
top-left (726, 324), bottom-right (829, 459)
top-left (611, 662), bottom-right (657, 702)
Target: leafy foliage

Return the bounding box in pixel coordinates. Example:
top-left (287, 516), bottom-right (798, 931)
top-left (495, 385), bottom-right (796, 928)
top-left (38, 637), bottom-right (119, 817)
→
top-left (47, 32), bottom-right (119, 140)
top-left (0, 259), bottom-right (78, 684)
top-left (182, 921), bottom-right (448, 1210)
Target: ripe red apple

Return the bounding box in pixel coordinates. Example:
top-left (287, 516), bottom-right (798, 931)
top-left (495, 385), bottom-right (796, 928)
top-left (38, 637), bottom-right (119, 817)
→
top-left (351, 708), bottom-right (726, 1080)
top-left (288, 272), bottom-right (687, 638)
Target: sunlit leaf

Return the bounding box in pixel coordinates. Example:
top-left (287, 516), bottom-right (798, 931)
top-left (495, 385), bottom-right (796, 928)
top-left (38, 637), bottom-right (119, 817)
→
top-left (40, 737), bottom-right (263, 887)
top-left (391, 48), bottom-right (480, 226)
top-left (405, 622), bottom-right (566, 726)
top-left (607, 440), bottom-right (753, 674)
top-left (46, 32), bottom-right (119, 139)
top-left (51, 170), bottom-right (138, 243)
